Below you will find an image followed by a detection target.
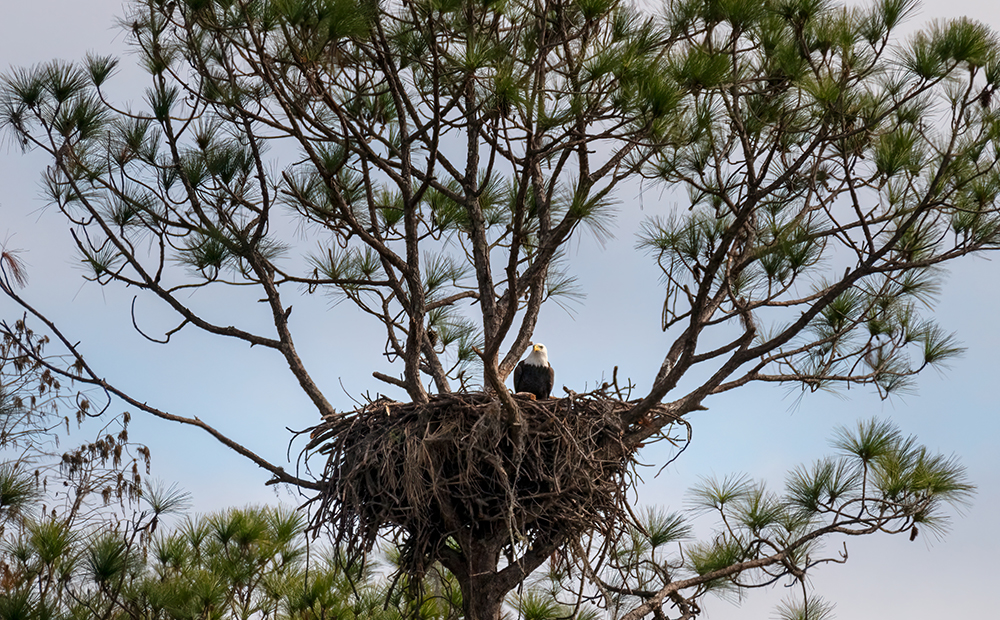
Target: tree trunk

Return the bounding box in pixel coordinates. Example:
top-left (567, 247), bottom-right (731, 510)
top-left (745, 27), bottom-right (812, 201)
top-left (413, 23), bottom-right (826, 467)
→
top-left (465, 586), bottom-right (507, 620)
top-left (452, 539), bottom-right (508, 620)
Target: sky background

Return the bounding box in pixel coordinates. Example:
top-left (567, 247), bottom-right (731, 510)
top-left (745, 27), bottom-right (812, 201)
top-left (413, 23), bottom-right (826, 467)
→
top-left (1, 1), bottom-right (998, 618)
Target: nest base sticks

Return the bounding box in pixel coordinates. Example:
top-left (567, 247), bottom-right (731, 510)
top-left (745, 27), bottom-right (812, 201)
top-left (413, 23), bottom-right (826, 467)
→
top-left (305, 391), bottom-right (648, 574)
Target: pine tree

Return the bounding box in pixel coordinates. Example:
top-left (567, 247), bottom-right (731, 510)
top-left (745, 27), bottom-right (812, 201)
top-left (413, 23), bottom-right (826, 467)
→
top-left (2, 0), bottom-right (998, 617)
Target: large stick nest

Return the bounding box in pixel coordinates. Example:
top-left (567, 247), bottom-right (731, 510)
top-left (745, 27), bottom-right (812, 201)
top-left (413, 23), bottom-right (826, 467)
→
top-left (304, 391), bottom-right (667, 575)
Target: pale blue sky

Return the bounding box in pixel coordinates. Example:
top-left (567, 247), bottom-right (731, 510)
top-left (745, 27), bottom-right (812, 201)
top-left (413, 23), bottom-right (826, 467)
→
top-left (1, 1), bottom-right (998, 618)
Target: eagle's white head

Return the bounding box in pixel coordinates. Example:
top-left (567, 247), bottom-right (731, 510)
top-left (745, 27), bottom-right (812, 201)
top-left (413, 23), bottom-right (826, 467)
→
top-left (525, 343), bottom-right (549, 367)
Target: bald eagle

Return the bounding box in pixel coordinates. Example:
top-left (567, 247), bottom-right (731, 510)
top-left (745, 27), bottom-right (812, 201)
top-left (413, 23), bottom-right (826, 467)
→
top-left (513, 343), bottom-right (554, 399)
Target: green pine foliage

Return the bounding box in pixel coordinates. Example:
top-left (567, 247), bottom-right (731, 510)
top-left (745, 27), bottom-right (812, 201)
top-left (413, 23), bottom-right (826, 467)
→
top-left (3, 0), bottom-right (995, 400)
top-left (637, 0), bottom-right (1000, 399)
top-left (594, 418), bottom-right (971, 616)
top-left (0, 415), bottom-right (974, 620)
top-left (1, 0), bottom-right (997, 617)
top-left (0, 500), bottom-right (415, 620)
top-left (0, 464), bottom-right (37, 523)
top-left (0, 0), bottom-right (695, 399)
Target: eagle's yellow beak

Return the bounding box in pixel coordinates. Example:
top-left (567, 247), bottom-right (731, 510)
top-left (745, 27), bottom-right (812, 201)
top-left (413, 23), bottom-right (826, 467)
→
top-left (532, 344), bottom-right (541, 351)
